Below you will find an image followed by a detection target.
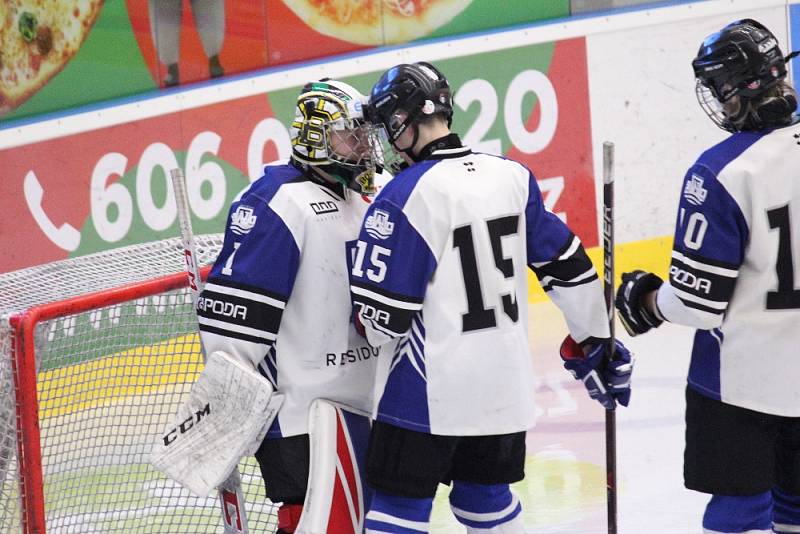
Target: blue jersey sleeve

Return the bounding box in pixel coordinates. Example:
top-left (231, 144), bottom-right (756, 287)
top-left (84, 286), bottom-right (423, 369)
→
top-left (525, 171), bottom-right (608, 344)
top-left (197, 189), bottom-right (300, 367)
top-left (350, 197), bottom-right (437, 346)
top-left (658, 164), bottom-right (748, 326)
top-left (525, 172), bottom-right (575, 266)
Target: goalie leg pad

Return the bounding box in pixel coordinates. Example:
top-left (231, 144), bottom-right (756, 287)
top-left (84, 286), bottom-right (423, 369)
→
top-left (278, 504), bottom-right (304, 534)
top-left (449, 481), bottom-right (524, 533)
top-left (295, 400), bottom-right (371, 534)
top-left (702, 492), bottom-right (772, 533)
top-left (150, 350), bottom-right (283, 496)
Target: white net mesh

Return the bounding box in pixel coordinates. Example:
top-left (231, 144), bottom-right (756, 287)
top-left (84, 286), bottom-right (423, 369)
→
top-left (0, 236), bottom-right (279, 533)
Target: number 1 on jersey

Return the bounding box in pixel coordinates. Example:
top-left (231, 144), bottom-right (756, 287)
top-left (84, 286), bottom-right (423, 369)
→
top-left (766, 204), bottom-right (800, 309)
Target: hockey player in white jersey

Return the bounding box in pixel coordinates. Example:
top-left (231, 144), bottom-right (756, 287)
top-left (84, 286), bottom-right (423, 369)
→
top-left (197, 79), bottom-right (382, 534)
top-left (615, 19), bottom-right (800, 534)
top-left (350, 61), bottom-right (633, 533)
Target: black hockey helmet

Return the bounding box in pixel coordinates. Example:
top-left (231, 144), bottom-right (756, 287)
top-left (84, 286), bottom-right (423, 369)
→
top-left (692, 19), bottom-right (786, 102)
top-left (692, 19), bottom-right (798, 131)
top-left (367, 62), bottom-right (454, 143)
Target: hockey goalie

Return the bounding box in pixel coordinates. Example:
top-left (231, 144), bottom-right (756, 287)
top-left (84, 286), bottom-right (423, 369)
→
top-left (151, 78), bottom-right (384, 534)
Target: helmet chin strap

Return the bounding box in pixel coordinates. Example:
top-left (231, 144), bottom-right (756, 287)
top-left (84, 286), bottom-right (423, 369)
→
top-left (393, 123), bottom-right (422, 162)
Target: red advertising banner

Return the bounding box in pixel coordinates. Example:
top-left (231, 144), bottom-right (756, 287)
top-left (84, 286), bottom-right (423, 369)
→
top-left (0, 36), bottom-right (595, 273)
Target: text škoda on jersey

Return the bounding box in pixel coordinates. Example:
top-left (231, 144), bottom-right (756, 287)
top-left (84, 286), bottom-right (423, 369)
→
top-left (196, 295), bottom-right (248, 320)
top-left (669, 265), bottom-right (712, 295)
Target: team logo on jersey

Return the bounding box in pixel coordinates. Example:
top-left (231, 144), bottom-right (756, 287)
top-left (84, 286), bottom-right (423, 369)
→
top-left (683, 175), bottom-right (708, 206)
top-left (310, 200), bottom-right (339, 215)
top-left (231, 206), bottom-right (257, 235)
top-left (364, 209), bottom-right (394, 240)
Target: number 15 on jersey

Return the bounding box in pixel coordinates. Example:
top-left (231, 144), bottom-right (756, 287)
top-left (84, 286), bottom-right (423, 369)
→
top-left (351, 241), bottom-right (392, 283)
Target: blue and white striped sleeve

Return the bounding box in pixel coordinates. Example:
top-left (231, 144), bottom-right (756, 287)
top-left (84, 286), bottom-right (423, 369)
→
top-left (656, 165), bottom-right (747, 330)
top-left (525, 171), bottom-right (609, 344)
top-left (349, 197), bottom-right (437, 347)
top-left (197, 197), bottom-right (300, 368)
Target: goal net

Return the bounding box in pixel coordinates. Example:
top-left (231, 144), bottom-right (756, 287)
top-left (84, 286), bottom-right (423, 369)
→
top-left (0, 236), bottom-right (279, 533)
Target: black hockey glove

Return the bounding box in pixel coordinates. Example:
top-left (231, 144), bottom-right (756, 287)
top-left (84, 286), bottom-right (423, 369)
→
top-left (615, 270), bottom-right (664, 336)
top-left (560, 336), bottom-right (633, 410)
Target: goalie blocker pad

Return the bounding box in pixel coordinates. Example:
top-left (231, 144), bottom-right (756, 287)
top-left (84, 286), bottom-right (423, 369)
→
top-left (150, 350), bottom-right (283, 497)
top-left (296, 400), bottom-right (372, 534)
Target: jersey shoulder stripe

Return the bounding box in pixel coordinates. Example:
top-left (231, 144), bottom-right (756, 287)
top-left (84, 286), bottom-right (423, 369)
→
top-left (204, 279), bottom-right (288, 306)
top-left (198, 323), bottom-right (275, 346)
top-left (540, 271), bottom-right (599, 292)
top-left (672, 248), bottom-right (740, 271)
top-left (529, 231), bottom-right (580, 268)
top-left (670, 287), bottom-right (727, 314)
top-left (351, 280), bottom-right (424, 305)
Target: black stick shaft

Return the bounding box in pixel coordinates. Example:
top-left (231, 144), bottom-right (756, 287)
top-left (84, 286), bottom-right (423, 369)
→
top-left (602, 141), bottom-right (618, 534)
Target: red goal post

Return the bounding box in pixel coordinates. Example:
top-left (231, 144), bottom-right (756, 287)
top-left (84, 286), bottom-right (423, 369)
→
top-left (0, 236), bottom-right (278, 533)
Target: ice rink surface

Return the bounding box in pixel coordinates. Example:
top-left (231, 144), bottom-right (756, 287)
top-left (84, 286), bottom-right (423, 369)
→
top-left (428, 299), bottom-right (709, 533)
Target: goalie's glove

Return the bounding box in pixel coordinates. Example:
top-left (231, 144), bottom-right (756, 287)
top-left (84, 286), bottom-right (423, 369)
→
top-left (615, 270), bottom-right (664, 336)
top-left (560, 335), bottom-right (634, 410)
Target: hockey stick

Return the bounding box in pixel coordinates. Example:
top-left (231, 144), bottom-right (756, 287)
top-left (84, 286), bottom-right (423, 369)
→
top-left (170, 168), bottom-right (250, 534)
top-left (602, 142), bottom-right (618, 534)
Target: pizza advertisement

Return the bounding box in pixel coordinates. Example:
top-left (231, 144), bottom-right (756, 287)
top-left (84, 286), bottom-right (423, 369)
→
top-left (0, 34), bottom-right (593, 273)
top-left (1, 0), bottom-right (567, 121)
top-left (0, 0), bottom-right (108, 118)
top-left (1, 1), bottom-right (273, 121)
top-left (1, 0), bottom-right (154, 121)
top-left (265, 0), bottom-right (569, 64)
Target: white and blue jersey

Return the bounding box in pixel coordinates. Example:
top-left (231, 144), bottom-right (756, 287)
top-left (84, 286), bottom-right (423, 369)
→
top-left (655, 119), bottom-right (800, 416)
top-left (198, 161), bottom-right (380, 438)
top-left (350, 137), bottom-right (609, 436)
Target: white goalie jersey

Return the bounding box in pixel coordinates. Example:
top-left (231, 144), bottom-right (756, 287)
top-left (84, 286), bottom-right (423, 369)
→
top-left (197, 161), bottom-right (381, 438)
top-left (350, 142), bottom-right (609, 436)
top-left (655, 119), bottom-right (800, 416)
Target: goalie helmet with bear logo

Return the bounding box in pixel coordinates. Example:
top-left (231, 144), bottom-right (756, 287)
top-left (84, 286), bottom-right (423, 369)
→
top-left (290, 79), bottom-right (380, 195)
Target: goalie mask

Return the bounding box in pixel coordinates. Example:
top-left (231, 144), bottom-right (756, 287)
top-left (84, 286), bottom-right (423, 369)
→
top-left (291, 79), bottom-right (381, 195)
top-left (692, 19), bottom-right (798, 132)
